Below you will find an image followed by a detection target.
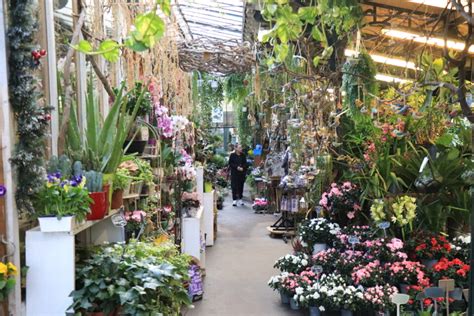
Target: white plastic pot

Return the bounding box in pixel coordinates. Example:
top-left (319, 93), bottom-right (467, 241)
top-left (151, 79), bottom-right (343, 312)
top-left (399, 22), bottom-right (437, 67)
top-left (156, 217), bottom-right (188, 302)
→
top-left (38, 216), bottom-right (75, 233)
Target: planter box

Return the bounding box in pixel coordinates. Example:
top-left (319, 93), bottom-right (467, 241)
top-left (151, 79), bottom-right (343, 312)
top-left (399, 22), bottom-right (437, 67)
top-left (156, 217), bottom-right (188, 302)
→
top-left (38, 216), bottom-right (75, 233)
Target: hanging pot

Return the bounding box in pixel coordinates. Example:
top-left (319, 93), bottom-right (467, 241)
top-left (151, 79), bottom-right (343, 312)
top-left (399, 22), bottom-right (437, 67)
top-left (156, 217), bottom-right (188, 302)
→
top-left (280, 291), bottom-right (290, 304)
top-left (289, 297), bottom-right (300, 310)
top-left (87, 191), bottom-right (107, 220)
top-left (309, 306), bottom-right (321, 316)
top-left (111, 189), bottom-right (124, 209)
top-left (312, 243), bottom-right (328, 255)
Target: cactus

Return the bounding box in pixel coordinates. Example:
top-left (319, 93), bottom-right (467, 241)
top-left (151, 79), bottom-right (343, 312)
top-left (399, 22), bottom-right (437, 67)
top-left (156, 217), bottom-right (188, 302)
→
top-left (47, 156), bottom-right (59, 174)
top-left (58, 155), bottom-right (72, 177)
top-left (84, 170), bottom-right (103, 192)
top-left (73, 161), bottom-right (83, 178)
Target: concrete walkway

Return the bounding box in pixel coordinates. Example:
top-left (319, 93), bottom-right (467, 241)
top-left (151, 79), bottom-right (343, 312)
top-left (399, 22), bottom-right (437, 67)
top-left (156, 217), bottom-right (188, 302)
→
top-left (186, 195), bottom-right (302, 316)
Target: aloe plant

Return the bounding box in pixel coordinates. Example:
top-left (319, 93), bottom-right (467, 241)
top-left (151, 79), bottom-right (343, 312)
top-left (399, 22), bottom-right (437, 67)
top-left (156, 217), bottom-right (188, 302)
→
top-left (67, 77), bottom-right (147, 174)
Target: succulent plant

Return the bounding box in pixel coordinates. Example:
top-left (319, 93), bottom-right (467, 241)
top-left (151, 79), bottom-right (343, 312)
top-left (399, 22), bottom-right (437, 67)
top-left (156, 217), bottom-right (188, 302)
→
top-left (73, 161), bottom-right (83, 178)
top-left (84, 171), bottom-right (103, 193)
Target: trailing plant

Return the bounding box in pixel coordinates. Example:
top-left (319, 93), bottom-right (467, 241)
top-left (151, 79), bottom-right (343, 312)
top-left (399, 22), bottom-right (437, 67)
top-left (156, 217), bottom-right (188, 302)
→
top-left (8, 0), bottom-right (52, 213)
top-left (72, 0), bottom-right (171, 62)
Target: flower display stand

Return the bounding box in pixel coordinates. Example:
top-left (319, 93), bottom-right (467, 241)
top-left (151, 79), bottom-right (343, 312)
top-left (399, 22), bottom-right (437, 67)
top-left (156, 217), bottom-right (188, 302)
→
top-left (203, 190), bottom-right (215, 246)
top-left (181, 206), bottom-right (206, 268)
top-left (196, 166), bottom-right (204, 201)
top-left (25, 209), bottom-right (125, 316)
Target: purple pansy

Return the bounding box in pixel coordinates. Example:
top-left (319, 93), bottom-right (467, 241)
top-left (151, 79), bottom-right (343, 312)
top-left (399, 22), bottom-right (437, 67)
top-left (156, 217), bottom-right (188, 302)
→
top-left (0, 185), bottom-right (6, 197)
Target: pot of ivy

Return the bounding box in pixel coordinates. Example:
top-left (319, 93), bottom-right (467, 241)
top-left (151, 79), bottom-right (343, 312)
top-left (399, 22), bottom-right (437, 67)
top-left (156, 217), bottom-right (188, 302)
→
top-left (84, 170), bottom-right (107, 221)
top-left (111, 168), bottom-right (131, 209)
top-left (34, 171), bottom-right (91, 232)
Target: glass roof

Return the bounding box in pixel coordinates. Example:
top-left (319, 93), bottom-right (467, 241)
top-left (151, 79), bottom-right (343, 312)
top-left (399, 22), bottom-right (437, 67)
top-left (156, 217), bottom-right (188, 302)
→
top-left (175, 0), bottom-right (245, 42)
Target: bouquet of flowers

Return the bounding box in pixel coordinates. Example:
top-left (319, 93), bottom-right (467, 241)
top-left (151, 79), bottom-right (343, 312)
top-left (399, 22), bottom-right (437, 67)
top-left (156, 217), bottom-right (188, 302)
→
top-left (298, 218), bottom-right (341, 247)
top-left (319, 182), bottom-right (362, 225)
top-left (274, 253), bottom-right (311, 274)
top-left (385, 261), bottom-right (430, 287)
top-left (363, 285), bottom-right (398, 312)
top-left (432, 257), bottom-right (470, 288)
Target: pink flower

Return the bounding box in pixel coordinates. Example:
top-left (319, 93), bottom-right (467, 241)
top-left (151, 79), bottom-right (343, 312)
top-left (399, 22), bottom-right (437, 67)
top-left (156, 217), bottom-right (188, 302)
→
top-left (353, 204), bottom-right (361, 211)
top-left (330, 187), bottom-right (342, 196)
top-left (347, 211), bottom-right (355, 219)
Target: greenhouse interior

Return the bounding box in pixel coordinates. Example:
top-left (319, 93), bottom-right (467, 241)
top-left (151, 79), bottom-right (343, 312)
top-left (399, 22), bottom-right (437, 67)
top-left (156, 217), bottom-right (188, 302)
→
top-left (0, 0), bottom-right (474, 315)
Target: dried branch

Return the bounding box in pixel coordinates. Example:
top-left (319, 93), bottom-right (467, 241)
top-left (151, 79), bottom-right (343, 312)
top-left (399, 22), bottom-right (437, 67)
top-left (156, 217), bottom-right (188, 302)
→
top-left (451, 0), bottom-right (474, 25)
top-left (58, 10), bottom-right (86, 154)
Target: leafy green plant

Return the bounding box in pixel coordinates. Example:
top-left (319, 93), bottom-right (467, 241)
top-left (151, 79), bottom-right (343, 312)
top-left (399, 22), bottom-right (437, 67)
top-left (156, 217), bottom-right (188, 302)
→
top-left (67, 77), bottom-right (147, 174)
top-left (70, 242), bottom-right (191, 315)
top-left (134, 158), bottom-right (154, 184)
top-left (113, 168), bottom-right (132, 191)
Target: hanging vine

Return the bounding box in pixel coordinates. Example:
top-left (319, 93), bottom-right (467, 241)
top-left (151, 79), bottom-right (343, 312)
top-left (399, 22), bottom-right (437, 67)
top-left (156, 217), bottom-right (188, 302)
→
top-left (8, 0), bottom-right (51, 214)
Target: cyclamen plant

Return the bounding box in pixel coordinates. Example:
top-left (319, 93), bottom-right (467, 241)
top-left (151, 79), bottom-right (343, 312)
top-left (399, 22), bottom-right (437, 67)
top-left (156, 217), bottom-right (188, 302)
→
top-left (274, 253), bottom-right (311, 274)
top-left (298, 218), bottom-right (341, 247)
top-left (319, 182), bottom-right (362, 225)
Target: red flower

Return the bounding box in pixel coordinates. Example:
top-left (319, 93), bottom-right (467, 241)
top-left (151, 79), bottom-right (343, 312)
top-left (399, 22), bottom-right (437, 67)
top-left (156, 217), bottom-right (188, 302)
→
top-left (456, 269), bottom-right (467, 277)
top-left (424, 298), bottom-right (432, 306)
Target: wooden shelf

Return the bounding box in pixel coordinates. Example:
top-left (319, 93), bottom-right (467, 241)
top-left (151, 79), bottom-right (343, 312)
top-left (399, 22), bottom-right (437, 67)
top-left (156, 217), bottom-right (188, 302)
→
top-left (72, 208), bottom-right (122, 235)
top-left (123, 193), bottom-right (140, 199)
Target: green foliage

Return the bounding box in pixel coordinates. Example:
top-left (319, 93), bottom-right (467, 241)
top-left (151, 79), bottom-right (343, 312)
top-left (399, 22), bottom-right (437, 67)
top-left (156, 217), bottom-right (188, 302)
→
top-left (8, 0), bottom-right (52, 214)
top-left (194, 73), bottom-right (224, 129)
top-left (122, 82), bottom-right (152, 117)
top-left (259, 0), bottom-right (362, 67)
top-left (67, 78), bottom-right (147, 173)
top-left (342, 51), bottom-right (378, 112)
top-left (70, 241), bottom-right (191, 315)
top-left (133, 158), bottom-right (154, 184)
top-left (73, 0), bottom-right (170, 62)
top-left (113, 168), bottom-right (132, 191)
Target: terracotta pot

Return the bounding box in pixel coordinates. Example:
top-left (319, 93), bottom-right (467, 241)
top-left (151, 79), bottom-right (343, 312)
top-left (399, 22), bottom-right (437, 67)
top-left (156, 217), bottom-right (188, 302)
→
top-left (87, 192), bottom-right (107, 220)
top-left (111, 189), bottom-right (124, 209)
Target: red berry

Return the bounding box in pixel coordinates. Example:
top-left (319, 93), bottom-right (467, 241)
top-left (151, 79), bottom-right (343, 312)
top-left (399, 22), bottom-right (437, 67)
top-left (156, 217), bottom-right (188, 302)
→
top-left (44, 114), bottom-right (51, 121)
top-left (39, 49), bottom-right (47, 56)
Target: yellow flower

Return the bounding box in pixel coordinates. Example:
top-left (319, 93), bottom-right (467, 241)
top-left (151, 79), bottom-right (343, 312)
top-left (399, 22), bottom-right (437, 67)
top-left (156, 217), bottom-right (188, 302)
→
top-left (0, 263), bottom-right (8, 276)
top-left (79, 177), bottom-right (86, 189)
top-left (63, 185), bottom-right (69, 193)
top-left (46, 182), bottom-right (52, 188)
top-left (7, 262), bottom-right (17, 276)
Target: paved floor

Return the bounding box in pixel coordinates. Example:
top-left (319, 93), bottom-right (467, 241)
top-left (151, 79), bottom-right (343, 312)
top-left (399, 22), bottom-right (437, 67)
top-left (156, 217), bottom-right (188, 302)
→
top-left (185, 195), bottom-right (302, 316)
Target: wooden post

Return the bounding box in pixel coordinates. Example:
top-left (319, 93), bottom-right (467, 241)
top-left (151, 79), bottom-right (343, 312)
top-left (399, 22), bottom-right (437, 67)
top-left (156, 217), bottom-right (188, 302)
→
top-left (93, 0), bottom-right (109, 117)
top-left (0, 1), bottom-right (22, 314)
top-left (72, 0), bottom-right (87, 133)
top-left (38, 0), bottom-right (59, 156)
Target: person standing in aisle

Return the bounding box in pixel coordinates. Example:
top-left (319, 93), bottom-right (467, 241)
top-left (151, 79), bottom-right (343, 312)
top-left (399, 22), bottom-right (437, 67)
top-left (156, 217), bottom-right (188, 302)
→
top-left (229, 144), bottom-right (247, 206)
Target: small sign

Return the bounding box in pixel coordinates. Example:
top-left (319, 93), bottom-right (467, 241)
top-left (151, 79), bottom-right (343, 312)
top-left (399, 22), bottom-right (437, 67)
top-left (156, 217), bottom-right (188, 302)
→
top-left (312, 265), bottom-right (323, 274)
top-left (348, 236), bottom-right (360, 245)
top-left (392, 293), bottom-right (410, 305)
top-left (378, 221), bottom-right (390, 229)
top-left (211, 107), bottom-right (224, 123)
top-left (438, 279), bottom-right (455, 292)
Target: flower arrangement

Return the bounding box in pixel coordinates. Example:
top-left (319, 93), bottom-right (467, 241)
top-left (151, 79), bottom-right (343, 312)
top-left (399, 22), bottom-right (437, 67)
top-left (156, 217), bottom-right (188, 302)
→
top-left (274, 253), bottom-right (311, 274)
top-left (0, 262), bottom-right (17, 301)
top-left (125, 210), bottom-right (147, 234)
top-left (363, 285), bottom-right (398, 312)
top-left (298, 218), bottom-right (341, 247)
top-left (432, 257), bottom-right (470, 288)
top-left (34, 172), bottom-right (92, 221)
top-left (385, 261), bottom-right (430, 287)
top-left (319, 182), bottom-right (362, 225)
top-left (182, 191), bottom-right (200, 208)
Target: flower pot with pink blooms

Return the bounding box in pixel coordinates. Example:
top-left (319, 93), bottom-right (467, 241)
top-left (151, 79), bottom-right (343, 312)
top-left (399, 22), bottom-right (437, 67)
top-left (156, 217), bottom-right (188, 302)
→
top-left (319, 182), bottom-right (362, 226)
top-left (125, 210), bottom-right (147, 241)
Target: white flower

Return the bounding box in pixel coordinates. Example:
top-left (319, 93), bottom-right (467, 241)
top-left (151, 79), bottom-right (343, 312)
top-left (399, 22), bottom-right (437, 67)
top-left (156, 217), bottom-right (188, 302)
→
top-left (319, 306), bottom-right (326, 312)
top-left (296, 287), bottom-right (304, 295)
top-left (301, 241), bottom-right (308, 247)
top-left (301, 259), bottom-right (308, 266)
top-left (312, 292), bottom-right (320, 300)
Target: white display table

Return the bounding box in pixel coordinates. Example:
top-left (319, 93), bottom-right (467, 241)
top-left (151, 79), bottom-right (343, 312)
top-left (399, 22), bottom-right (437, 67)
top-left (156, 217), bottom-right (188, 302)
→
top-left (203, 190), bottom-right (215, 246)
top-left (25, 209), bottom-right (124, 316)
top-left (181, 206), bottom-right (206, 268)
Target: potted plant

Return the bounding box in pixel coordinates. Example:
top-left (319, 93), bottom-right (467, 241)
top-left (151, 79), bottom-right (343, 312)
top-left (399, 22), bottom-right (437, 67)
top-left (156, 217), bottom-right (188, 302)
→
top-left (298, 218), bottom-right (341, 254)
top-left (84, 170), bottom-right (107, 220)
top-left (273, 253), bottom-right (311, 274)
top-left (34, 172), bottom-right (91, 232)
top-left (111, 168), bottom-right (131, 209)
top-left (124, 210), bottom-right (147, 241)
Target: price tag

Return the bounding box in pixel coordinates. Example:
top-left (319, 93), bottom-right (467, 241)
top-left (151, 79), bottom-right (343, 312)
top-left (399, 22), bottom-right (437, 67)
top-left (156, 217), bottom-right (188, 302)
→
top-left (314, 206), bottom-right (323, 216)
top-left (312, 265), bottom-right (323, 274)
top-left (378, 221), bottom-right (390, 229)
top-left (348, 236), bottom-right (360, 245)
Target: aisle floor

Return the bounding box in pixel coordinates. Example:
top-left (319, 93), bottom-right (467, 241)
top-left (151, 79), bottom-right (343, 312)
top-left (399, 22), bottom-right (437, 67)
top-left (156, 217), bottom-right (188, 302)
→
top-left (186, 195), bottom-right (302, 316)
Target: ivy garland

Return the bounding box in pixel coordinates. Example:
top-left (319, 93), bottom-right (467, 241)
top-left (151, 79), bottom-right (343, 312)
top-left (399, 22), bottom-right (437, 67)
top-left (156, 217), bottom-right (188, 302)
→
top-left (8, 0), bottom-right (51, 213)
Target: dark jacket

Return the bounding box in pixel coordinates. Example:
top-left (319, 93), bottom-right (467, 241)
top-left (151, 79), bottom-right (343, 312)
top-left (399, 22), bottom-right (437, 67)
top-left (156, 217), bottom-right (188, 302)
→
top-left (228, 152), bottom-right (247, 176)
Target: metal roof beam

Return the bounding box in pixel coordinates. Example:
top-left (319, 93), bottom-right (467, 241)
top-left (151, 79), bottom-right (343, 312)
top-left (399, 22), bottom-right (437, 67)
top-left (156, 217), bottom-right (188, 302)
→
top-left (185, 19), bottom-right (242, 33)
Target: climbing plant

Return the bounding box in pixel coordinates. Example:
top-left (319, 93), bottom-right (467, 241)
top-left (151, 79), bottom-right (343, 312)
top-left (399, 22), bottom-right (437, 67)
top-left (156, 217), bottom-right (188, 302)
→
top-left (224, 74), bottom-right (252, 147)
top-left (8, 0), bottom-right (52, 213)
top-left (194, 73), bottom-right (224, 130)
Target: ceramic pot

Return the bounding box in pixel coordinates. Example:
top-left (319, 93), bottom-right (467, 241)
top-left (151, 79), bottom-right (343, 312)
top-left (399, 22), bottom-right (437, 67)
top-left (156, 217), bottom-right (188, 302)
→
top-left (38, 216), bottom-right (75, 233)
top-left (289, 298), bottom-right (300, 310)
top-left (422, 259), bottom-right (438, 269)
top-left (312, 243), bottom-right (328, 255)
top-left (87, 191), bottom-right (107, 220)
top-left (341, 309), bottom-right (353, 316)
top-left (309, 306), bottom-right (321, 316)
top-left (280, 292), bottom-right (290, 304)
top-left (111, 189), bottom-right (124, 209)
